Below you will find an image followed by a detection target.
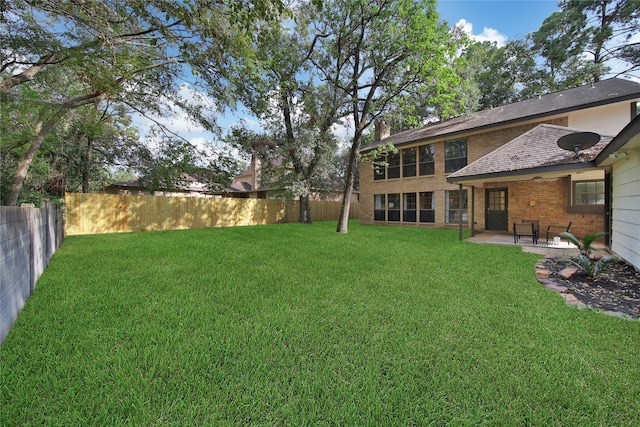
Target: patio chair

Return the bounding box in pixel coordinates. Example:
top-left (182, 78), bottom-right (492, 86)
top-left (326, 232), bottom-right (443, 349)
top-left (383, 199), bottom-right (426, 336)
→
top-left (514, 222), bottom-right (538, 244)
top-left (546, 221), bottom-right (572, 243)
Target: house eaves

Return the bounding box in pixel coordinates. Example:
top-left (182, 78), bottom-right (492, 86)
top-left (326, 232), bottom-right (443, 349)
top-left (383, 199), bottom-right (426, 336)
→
top-left (595, 114), bottom-right (640, 166)
top-left (361, 77), bottom-right (640, 152)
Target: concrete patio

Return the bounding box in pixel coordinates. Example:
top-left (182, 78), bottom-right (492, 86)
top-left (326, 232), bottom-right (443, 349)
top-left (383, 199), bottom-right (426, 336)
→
top-left (465, 231), bottom-right (611, 257)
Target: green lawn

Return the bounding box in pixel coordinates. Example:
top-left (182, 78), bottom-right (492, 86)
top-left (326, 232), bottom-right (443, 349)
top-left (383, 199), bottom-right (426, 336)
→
top-left (2, 221), bottom-right (639, 425)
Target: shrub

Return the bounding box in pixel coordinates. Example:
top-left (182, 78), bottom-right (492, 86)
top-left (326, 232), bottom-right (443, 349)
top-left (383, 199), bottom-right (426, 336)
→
top-left (564, 254), bottom-right (614, 277)
top-left (560, 231), bottom-right (606, 257)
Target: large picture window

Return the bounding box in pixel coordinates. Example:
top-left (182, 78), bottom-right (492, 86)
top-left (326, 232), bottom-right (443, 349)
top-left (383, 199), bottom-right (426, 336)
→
top-left (419, 192), bottom-right (435, 223)
top-left (419, 144), bottom-right (435, 176)
top-left (446, 190), bottom-right (468, 224)
top-left (374, 194), bottom-right (386, 221)
top-left (403, 193), bottom-right (417, 222)
top-left (387, 151), bottom-right (401, 179)
top-left (402, 147), bottom-right (416, 177)
top-left (444, 138), bottom-right (467, 173)
top-left (388, 193), bottom-right (400, 221)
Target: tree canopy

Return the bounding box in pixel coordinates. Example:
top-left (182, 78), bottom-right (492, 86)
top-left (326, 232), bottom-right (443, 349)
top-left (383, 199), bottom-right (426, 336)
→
top-left (0, 0), bottom-right (283, 205)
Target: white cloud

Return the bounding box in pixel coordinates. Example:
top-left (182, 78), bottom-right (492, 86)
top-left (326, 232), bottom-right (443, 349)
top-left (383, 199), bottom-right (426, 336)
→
top-left (455, 18), bottom-right (508, 47)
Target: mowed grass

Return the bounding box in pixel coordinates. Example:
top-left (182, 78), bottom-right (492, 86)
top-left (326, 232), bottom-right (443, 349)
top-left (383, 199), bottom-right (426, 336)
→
top-left (1, 222), bottom-right (639, 425)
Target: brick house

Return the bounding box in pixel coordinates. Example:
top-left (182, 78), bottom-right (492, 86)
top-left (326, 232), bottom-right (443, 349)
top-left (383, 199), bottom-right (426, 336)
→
top-left (359, 78), bottom-right (640, 239)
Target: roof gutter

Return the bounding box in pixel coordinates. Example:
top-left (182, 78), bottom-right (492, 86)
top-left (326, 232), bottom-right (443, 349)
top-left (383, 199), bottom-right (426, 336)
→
top-left (446, 161), bottom-right (597, 184)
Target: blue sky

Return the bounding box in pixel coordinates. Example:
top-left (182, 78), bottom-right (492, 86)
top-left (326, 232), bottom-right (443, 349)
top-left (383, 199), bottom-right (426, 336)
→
top-left (438, 0), bottom-right (559, 44)
top-left (156, 1), bottom-right (562, 150)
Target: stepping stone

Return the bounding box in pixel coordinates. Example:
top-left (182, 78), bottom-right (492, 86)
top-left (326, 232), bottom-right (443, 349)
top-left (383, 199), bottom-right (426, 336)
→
top-left (545, 282), bottom-right (568, 293)
top-left (559, 266), bottom-right (579, 280)
top-left (536, 269), bottom-right (550, 279)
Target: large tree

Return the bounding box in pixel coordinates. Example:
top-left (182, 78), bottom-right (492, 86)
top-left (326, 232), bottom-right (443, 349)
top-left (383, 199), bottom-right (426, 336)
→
top-left (0, 0), bottom-right (282, 205)
top-left (531, 0), bottom-right (640, 85)
top-left (230, 13), bottom-right (345, 223)
top-left (301, 0), bottom-right (461, 233)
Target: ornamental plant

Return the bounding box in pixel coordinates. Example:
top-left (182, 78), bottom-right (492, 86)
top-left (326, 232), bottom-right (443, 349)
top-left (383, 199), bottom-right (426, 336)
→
top-left (560, 231), bottom-right (607, 257)
top-left (560, 231), bottom-right (612, 276)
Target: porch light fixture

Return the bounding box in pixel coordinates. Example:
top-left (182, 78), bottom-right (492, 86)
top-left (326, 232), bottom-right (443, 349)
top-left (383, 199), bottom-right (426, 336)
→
top-left (608, 151), bottom-right (628, 160)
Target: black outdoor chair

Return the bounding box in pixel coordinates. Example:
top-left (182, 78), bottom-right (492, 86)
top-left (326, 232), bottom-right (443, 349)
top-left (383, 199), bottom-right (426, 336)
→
top-left (546, 222), bottom-right (572, 243)
top-left (514, 221), bottom-right (539, 245)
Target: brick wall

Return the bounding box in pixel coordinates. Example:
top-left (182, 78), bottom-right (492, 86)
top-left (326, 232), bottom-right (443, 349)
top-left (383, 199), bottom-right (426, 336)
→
top-left (486, 178), bottom-right (605, 238)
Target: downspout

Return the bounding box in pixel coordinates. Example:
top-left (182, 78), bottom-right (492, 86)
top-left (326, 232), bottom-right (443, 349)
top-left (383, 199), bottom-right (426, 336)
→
top-left (458, 184), bottom-right (464, 241)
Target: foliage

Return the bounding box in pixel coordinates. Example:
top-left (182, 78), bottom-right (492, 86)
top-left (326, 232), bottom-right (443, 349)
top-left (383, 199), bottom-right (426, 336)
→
top-left (229, 14), bottom-right (343, 223)
top-left (301, 0), bottom-right (463, 232)
top-left (560, 231), bottom-right (607, 256)
top-left (0, 0), bottom-right (285, 205)
top-left (137, 136), bottom-right (240, 193)
top-left (2, 223), bottom-right (639, 425)
top-left (564, 254), bottom-right (614, 277)
top-left (530, 0), bottom-right (640, 83)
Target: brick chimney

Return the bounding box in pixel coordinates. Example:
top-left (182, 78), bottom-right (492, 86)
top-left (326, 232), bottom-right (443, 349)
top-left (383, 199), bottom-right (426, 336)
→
top-left (250, 155), bottom-right (261, 191)
top-left (374, 120), bottom-right (390, 141)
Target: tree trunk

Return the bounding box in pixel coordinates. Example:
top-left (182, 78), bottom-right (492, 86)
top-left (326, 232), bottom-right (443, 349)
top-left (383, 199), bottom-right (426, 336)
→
top-left (298, 193), bottom-right (312, 224)
top-left (336, 135), bottom-right (361, 233)
top-left (5, 92), bottom-right (104, 205)
top-left (6, 114), bottom-right (62, 205)
top-left (82, 138), bottom-right (94, 193)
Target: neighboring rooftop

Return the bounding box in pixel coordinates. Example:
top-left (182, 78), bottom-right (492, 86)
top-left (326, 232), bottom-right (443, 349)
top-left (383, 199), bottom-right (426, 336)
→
top-left (447, 124), bottom-right (614, 183)
top-left (362, 77), bottom-right (640, 152)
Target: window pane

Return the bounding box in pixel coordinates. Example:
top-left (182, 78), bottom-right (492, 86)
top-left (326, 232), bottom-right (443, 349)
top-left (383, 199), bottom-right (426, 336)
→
top-left (374, 194), bottom-right (386, 221)
top-left (419, 191), bottom-right (435, 223)
top-left (419, 144), bottom-right (435, 176)
top-left (387, 151), bottom-right (400, 179)
top-left (388, 193), bottom-right (400, 221)
top-left (444, 138), bottom-right (467, 173)
top-left (446, 190), bottom-right (468, 224)
top-left (574, 180), bottom-right (605, 205)
top-left (373, 155), bottom-right (385, 180)
top-left (402, 148), bottom-right (416, 177)
top-left (403, 193), bottom-right (417, 222)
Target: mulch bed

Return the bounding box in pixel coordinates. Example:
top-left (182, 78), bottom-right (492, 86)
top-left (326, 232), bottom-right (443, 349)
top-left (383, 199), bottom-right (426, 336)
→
top-left (543, 257), bottom-right (640, 319)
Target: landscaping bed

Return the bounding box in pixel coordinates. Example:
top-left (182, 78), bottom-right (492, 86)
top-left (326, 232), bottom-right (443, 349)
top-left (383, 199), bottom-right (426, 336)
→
top-left (543, 258), bottom-right (640, 319)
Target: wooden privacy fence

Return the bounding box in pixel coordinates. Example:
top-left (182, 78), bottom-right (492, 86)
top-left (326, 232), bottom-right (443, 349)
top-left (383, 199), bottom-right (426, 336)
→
top-left (65, 193), bottom-right (360, 235)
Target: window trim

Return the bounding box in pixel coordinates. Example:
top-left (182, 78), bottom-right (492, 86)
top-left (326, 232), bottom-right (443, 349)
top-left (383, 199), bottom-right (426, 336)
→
top-left (403, 192), bottom-right (417, 222)
top-left (418, 144), bottom-right (435, 176)
top-left (445, 189), bottom-right (468, 224)
top-left (568, 179), bottom-right (605, 214)
top-left (374, 194), bottom-right (386, 221)
top-left (387, 193), bottom-right (401, 221)
top-left (401, 147), bottom-right (417, 178)
top-left (387, 151), bottom-right (401, 180)
top-left (444, 138), bottom-right (467, 174)
top-left (419, 191), bottom-right (435, 223)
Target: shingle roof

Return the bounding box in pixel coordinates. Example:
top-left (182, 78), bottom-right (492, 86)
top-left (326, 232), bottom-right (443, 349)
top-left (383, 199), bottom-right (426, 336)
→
top-left (362, 77), bottom-right (640, 152)
top-left (447, 124), bottom-right (614, 183)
